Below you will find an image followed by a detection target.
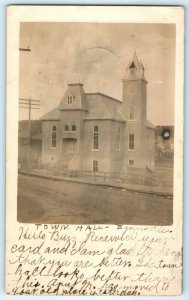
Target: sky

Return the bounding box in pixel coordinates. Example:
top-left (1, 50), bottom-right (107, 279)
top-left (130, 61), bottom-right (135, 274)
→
top-left (19, 22), bottom-right (175, 125)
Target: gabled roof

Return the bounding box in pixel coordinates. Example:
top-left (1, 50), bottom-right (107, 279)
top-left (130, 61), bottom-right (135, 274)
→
top-left (40, 108), bottom-right (60, 121)
top-left (84, 93), bottom-right (125, 122)
top-left (86, 92), bottom-right (122, 104)
top-left (40, 92), bottom-right (124, 122)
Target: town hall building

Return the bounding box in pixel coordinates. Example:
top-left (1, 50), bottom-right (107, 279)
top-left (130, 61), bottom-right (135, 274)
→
top-left (41, 52), bottom-right (156, 174)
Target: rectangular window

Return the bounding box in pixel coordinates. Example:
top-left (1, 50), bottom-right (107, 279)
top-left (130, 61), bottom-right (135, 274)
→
top-left (128, 160), bottom-right (134, 166)
top-left (93, 160), bottom-right (98, 172)
top-left (118, 127), bottom-right (121, 151)
top-left (52, 126), bottom-right (57, 148)
top-left (52, 132), bottom-right (56, 148)
top-left (94, 133), bottom-right (98, 149)
top-left (129, 106), bottom-right (135, 120)
top-left (93, 126), bottom-right (99, 150)
top-left (129, 134), bottom-right (134, 150)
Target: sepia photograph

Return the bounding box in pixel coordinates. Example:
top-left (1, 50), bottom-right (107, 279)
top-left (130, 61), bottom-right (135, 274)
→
top-left (6, 6), bottom-right (184, 296)
top-left (17, 22), bottom-right (175, 225)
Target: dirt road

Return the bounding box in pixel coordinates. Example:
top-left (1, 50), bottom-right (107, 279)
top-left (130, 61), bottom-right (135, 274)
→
top-left (17, 174), bottom-right (172, 225)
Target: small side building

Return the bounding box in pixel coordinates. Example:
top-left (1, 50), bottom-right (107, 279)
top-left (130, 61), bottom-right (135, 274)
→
top-left (18, 120), bottom-right (42, 165)
top-left (155, 126), bottom-right (174, 160)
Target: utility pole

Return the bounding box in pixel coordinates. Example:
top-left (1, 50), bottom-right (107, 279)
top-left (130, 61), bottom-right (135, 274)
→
top-left (19, 98), bottom-right (40, 174)
top-left (19, 46), bottom-right (32, 174)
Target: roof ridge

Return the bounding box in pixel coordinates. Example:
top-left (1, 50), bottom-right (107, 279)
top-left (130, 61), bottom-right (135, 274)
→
top-left (86, 92), bottom-right (121, 103)
top-left (40, 108), bottom-right (60, 121)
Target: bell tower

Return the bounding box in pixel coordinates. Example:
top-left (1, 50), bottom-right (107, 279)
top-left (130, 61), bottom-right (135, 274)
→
top-left (122, 52), bottom-right (148, 123)
top-left (122, 52), bottom-right (148, 168)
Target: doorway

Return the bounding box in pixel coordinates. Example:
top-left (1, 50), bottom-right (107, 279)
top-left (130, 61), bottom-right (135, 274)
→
top-left (62, 138), bottom-right (77, 168)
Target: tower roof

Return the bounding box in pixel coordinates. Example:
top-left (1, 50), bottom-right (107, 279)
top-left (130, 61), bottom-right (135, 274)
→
top-left (129, 62), bottom-right (136, 69)
top-left (122, 51), bottom-right (147, 82)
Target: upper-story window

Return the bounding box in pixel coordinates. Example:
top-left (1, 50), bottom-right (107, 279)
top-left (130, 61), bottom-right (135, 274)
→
top-left (72, 125), bottom-right (76, 131)
top-left (129, 106), bottom-right (135, 120)
top-left (51, 125), bottom-right (57, 148)
top-left (118, 126), bottom-right (121, 151)
top-left (128, 134), bottom-right (135, 150)
top-left (64, 125), bottom-right (69, 131)
top-left (93, 126), bottom-right (99, 150)
top-left (67, 95), bottom-right (75, 104)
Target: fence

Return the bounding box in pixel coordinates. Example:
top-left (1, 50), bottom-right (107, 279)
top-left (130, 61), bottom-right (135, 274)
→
top-left (18, 162), bottom-right (172, 188)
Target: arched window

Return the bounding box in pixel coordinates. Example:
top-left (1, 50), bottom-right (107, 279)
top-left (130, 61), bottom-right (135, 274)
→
top-left (67, 95), bottom-right (74, 104)
top-left (72, 125), bottom-right (76, 131)
top-left (67, 96), bottom-right (71, 104)
top-left (93, 126), bottom-right (99, 149)
top-left (51, 125), bottom-right (56, 148)
top-left (64, 125), bottom-right (69, 131)
top-left (130, 64), bottom-right (136, 76)
top-left (118, 126), bottom-right (121, 151)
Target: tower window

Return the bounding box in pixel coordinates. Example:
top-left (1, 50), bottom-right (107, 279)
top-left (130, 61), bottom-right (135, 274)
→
top-left (64, 125), bottom-right (69, 131)
top-left (129, 134), bottom-right (134, 150)
top-left (93, 126), bottom-right (99, 150)
top-left (51, 125), bottom-right (57, 148)
top-left (129, 63), bottom-right (136, 76)
top-left (129, 86), bottom-right (137, 94)
top-left (118, 126), bottom-right (121, 151)
top-left (72, 125), bottom-right (76, 131)
top-left (130, 69), bottom-right (134, 75)
top-left (129, 106), bottom-right (135, 120)
top-left (93, 160), bottom-right (98, 172)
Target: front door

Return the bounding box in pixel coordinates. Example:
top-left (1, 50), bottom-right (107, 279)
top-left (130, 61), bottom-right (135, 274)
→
top-left (62, 138), bottom-right (77, 168)
top-left (64, 139), bottom-right (77, 154)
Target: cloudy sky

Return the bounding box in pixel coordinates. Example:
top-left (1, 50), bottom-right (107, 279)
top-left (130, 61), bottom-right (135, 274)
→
top-left (19, 22), bottom-right (175, 125)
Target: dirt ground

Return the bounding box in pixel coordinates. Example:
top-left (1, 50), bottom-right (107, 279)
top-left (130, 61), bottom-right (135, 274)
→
top-left (17, 174), bottom-right (173, 225)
